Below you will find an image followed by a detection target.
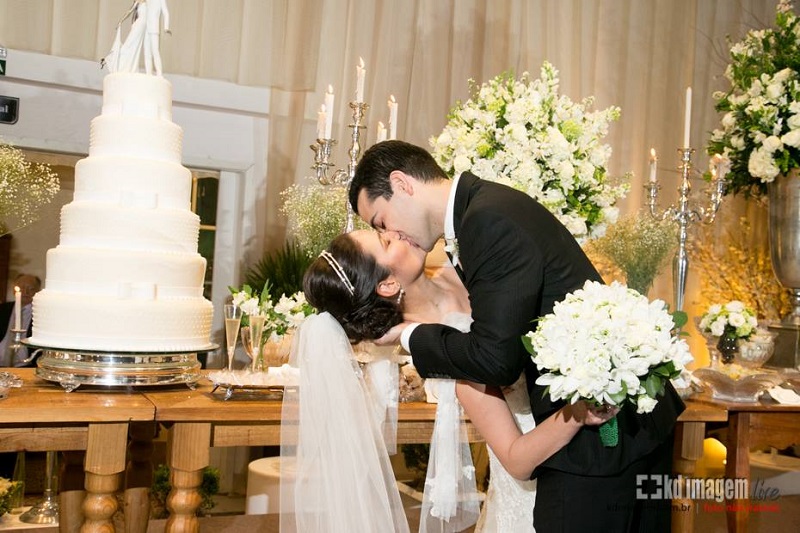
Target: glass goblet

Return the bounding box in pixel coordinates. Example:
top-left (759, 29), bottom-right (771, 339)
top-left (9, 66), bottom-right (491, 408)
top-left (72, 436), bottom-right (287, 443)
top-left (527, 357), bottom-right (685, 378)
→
top-left (224, 304), bottom-right (243, 372)
top-left (246, 314), bottom-right (267, 372)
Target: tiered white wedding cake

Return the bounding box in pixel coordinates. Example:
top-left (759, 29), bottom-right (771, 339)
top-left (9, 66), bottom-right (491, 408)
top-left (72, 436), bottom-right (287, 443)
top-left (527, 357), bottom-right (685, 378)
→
top-left (29, 72), bottom-right (213, 352)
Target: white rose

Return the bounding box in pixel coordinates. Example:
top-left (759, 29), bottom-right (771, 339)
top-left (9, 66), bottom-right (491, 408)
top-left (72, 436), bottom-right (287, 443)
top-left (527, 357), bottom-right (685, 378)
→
top-left (748, 148), bottom-right (780, 181)
top-left (725, 301), bottom-right (745, 313)
top-left (782, 129), bottom-right (800, 149)
top-left (762, 135), bottom-right (783, 153)
top-left (787, 114), bottom-right (800, 130)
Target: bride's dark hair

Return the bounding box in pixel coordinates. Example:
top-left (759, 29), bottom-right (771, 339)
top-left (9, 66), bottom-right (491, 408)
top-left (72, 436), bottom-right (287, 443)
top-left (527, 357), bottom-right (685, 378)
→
top-left (303, 233), bottom-right (403, 343)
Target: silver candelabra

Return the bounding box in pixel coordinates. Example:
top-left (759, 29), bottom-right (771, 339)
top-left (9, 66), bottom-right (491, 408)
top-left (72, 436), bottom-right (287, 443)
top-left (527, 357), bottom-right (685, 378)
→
top-left (646, 148), bottom-right (726, 312)
top-left (310, 101), bottom-right (369, 233)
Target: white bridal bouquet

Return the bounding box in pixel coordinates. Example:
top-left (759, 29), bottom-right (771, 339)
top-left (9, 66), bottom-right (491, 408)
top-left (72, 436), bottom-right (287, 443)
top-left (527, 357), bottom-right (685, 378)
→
top-left (523, 281), bottom-right (692, 445)
top-left (430, 63), bottom-right (629, 242)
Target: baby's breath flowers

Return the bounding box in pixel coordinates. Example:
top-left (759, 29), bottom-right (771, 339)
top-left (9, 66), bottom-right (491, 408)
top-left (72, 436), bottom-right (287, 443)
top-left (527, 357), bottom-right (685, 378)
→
top-left (586, 213), bottom-right (676, 296)
top-left (430, 63), bottom-right (629, 242)
top-left (280, 183), bottom-right (367, 257)
top-left (0, 141), bottom-right (60, 234)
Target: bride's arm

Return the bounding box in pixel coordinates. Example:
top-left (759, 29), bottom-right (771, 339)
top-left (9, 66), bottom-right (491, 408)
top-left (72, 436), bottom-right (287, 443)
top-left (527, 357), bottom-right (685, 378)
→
top-left (455, 381), bottom-right (616, 480)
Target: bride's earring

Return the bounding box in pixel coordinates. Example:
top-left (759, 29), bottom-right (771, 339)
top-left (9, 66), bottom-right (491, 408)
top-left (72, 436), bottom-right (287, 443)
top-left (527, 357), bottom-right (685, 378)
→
top-left (396, 288), bottom-right (405, 306)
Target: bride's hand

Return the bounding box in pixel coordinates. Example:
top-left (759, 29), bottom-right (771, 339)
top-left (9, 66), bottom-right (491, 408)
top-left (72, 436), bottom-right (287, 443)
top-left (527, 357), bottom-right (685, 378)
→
top-left (374, 321), bottom-right (410, 346)
top-left (566, 401), bottom-right (619, 426)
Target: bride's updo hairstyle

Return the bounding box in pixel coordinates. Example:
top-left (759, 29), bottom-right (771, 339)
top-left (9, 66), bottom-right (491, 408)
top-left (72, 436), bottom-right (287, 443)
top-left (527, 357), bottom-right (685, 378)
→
top-left (303, 233), bottom-right (403, 343)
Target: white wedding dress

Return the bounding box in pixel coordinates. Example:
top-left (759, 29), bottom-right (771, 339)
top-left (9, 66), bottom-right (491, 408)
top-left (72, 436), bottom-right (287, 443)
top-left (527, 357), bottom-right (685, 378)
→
top-left (443, 313), bottom-right (538, 533)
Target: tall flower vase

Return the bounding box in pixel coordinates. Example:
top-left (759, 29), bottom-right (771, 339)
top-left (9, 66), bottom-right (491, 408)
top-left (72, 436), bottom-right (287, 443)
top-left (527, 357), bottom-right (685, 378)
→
top-left (716, 326), bottom-right (739, 365)
top-left (769, 170), bottom-right (800, 326)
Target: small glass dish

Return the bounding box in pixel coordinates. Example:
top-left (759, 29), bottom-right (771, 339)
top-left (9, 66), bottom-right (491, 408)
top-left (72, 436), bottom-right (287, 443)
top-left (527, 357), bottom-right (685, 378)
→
top-left (693, 366), bottom-right (783, 403)
top-left (0, 372), bottom-right (23, 400)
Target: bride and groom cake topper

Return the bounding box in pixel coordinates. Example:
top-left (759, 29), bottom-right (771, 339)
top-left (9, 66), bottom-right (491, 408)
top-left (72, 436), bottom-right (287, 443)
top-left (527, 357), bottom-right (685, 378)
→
top-left (102, 0), bottom-right (171, 77)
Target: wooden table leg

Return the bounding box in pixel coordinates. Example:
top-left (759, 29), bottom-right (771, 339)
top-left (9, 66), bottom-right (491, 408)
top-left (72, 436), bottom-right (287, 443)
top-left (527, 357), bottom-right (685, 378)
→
top-left (124, 421), bottom-right (156, 533)
top-left (726, 412), bottom-right (750, 533)
top-left (672, 421), bottom-right (706, 533)
top-left (165, 423), bottom-right (211, 533)
top-left (81, 423), bottom-right (129, 533)
top-left (60, 450), bottom-right (87, 533)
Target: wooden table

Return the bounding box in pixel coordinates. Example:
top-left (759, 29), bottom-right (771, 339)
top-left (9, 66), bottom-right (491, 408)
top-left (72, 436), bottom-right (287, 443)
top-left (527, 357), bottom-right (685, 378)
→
top-left (684, 393), bottom-right (800, 533)
top-left (0, 368), bottom-right (155, 533)
top-left (142, 377), bottom-right (482, 533)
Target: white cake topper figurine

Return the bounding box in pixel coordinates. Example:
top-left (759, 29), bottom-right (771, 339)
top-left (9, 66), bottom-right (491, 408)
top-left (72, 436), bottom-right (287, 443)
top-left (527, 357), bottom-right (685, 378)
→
top-left (102, 0), bottom-right (171, 76)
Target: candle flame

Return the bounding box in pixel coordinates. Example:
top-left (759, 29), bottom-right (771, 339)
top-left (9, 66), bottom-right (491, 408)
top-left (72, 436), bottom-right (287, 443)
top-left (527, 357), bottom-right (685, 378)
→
top-left (378, 121), bottom-right (385, 128)
top-left (14, 286), bottom-right (20, 293)
top-left (650, 148), bottom-right (656, 159)
top-left (327, 84), bottom-right (334, 94)
top-left (389, 94), bottom-right (396, 103)
top-left (358, 57), bottom-right (365, 68)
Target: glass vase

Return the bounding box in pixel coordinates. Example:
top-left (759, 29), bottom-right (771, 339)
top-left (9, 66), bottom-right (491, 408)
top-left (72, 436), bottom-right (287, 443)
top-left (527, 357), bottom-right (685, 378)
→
top-left (716, 326), bottom-right (739, 365)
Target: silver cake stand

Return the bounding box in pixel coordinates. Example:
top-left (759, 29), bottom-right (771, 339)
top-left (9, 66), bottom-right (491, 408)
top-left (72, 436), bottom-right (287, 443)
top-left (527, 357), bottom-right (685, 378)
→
top-left (22, 340), bottom-right (218, 391)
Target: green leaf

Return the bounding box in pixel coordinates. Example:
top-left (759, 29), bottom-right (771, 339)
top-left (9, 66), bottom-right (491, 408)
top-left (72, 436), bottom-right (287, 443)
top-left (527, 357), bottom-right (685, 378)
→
top-left (644, 374), bottom-right (661, 398)
top-left (521, 334), bottom-right (534, 354)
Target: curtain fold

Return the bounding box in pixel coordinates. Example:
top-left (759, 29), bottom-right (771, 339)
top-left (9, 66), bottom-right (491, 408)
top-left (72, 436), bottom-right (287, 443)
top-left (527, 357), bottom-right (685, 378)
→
top-left (0, 0), bottom-right (781, 323)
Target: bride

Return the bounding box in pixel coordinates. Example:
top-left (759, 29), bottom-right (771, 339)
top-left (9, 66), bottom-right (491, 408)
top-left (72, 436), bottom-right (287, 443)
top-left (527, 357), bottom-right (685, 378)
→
top-left (288, 229), bottom-right (615, 532)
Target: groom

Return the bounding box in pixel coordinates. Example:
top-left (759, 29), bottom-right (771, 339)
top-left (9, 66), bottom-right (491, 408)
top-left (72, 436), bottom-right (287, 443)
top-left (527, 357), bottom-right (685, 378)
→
top-left (350, 140), bottom-right (685, 531)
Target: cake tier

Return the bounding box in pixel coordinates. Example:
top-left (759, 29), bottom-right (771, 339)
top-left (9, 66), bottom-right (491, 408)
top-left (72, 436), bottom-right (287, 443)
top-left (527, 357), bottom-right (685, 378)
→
top-left (30, 291), bottom-right (214, 352)
top-left (102, 72), bottom-right (172, 120)
top-left (74, 156), bottom-right (192, 210)
top-left (44, 247), bottom-right (206, 298)
top-left (59, 202), bottom-right (200, 253)
top-left (89, 114), bottom-right (182, 163)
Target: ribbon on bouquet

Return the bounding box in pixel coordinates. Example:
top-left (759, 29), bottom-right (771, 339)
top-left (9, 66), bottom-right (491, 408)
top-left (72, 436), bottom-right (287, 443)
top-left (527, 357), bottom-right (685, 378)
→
top-left (599, 416), bottom-right (619, 447)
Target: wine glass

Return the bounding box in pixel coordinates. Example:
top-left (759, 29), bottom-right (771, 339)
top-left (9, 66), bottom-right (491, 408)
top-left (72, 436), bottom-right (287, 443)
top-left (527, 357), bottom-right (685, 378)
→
top-left (244, 314), bottom-right (267, 372)
top-left (224, 304), bottom-right (243, 372)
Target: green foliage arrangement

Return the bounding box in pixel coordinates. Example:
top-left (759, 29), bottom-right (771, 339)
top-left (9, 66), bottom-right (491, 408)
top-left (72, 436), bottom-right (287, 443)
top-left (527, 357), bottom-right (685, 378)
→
top-left (150, 464), bottom-right (220, 519)
top-left (244, 240), bottom-right (314, 299)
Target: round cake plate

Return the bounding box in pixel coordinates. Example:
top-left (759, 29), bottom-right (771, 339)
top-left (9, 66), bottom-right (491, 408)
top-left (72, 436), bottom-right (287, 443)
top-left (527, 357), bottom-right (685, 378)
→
top-left (22, 340), bottom-right (218, 392)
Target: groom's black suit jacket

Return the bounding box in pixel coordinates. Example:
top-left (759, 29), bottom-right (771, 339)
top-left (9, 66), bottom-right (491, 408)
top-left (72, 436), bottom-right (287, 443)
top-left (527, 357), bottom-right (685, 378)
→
top-left (409, 172), bottom-right (685, 477)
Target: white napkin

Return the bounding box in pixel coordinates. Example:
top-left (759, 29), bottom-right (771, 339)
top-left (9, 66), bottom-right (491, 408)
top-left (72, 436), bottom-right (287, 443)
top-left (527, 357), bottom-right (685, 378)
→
top-left (767, 386), bottom-right (800, 405)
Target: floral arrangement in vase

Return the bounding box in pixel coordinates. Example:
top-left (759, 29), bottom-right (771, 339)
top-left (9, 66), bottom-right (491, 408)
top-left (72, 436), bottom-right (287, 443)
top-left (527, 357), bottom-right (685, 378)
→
top-left (280, 183), bottom-right (368, 257)
top-left (523, 281), bottom-right (692, 445)
top-left (430, 63), bottom-right (630, 242)
top-left (0, 477), bottom-right (22, 516)
top-left (229, 283), bottom-right (314, 342)
top-left (586, 212), bottom-right (676, 296)
top-left (698, 301), bottom-right (760, 364)
top-left (707, 0), bottom-right (800, 198)
top-left (0, 141), bottom-right (60, 234)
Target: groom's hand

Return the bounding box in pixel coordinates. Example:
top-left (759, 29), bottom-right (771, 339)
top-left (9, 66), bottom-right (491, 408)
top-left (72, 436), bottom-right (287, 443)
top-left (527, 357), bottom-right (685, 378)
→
top-left (375, 321), bottom-right (411, 346)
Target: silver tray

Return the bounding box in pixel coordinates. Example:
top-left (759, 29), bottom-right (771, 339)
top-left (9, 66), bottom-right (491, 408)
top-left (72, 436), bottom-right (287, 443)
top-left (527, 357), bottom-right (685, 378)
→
top-left (23, 340), bottom-right (217, 391)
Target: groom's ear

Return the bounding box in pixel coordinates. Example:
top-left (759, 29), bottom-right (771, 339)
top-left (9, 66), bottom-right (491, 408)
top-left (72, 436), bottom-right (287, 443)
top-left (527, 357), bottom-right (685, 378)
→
top-left (389, 171), bottom-right (414, 196)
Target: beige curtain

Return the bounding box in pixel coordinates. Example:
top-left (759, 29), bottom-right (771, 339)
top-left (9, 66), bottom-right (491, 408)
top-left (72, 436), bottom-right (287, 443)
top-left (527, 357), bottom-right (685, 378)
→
top-left (0, 0), bottom-right (778, 311)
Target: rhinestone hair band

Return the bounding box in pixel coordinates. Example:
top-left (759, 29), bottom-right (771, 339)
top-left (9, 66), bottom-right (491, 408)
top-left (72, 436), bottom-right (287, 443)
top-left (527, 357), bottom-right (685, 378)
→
top-left (319, 250), bottom-right (355, 296)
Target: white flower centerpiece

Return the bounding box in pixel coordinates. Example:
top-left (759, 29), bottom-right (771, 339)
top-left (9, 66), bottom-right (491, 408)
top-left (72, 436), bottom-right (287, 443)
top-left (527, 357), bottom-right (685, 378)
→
top-left (523, 281), bottom-right (692, 446)
top-left (707, 0), bottom-right (800, 197)
top-left (697, 300), bottom-right (775, 367)
top-left (230, 283), bottom-right (315, 368)
top-left (430, 63), bottom-right (629, 242)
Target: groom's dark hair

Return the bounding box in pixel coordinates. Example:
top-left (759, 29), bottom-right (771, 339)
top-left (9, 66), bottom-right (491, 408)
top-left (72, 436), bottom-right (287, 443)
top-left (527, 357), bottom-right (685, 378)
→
top-left (349, 140), bottom-right (448, 214)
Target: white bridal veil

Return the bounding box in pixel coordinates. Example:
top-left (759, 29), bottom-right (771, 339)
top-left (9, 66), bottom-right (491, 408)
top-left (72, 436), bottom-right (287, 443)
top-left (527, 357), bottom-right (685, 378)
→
top-left (279, 312), bottom-right (409, 533)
